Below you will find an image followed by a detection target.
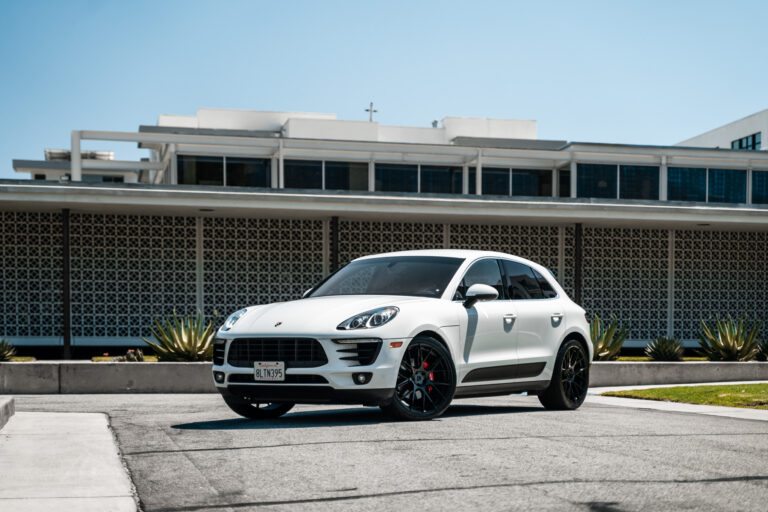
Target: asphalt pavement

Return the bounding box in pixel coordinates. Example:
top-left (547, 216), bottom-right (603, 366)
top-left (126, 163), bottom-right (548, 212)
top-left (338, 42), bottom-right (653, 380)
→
top-left (8, 392), bottom-right (768, 512)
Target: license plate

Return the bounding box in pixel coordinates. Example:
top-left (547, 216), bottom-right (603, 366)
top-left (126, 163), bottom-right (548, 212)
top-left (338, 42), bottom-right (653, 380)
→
top-left (254, 361), bottom-right (285, 382)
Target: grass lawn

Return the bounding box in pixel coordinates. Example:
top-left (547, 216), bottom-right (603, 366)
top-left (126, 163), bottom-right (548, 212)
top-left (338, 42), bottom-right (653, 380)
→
top-left (603, 383), bottom-right (768, 410)
top-left (616, 356), bottom-right (707, 362)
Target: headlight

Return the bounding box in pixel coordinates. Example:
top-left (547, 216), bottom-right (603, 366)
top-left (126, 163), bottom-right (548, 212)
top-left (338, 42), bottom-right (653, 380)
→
top-left (337, 306), bottom-right (399, 330)
top-left (220, 308), bottom-right (248, 331)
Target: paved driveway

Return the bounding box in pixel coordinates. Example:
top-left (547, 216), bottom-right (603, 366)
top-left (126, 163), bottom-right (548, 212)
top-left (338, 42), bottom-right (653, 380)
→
top-left (15, 394), bottom-right (768, 511)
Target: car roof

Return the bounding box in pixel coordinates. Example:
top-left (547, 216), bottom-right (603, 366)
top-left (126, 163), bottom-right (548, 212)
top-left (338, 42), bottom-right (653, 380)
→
top-left (353, 249), bottom-right (536, 265)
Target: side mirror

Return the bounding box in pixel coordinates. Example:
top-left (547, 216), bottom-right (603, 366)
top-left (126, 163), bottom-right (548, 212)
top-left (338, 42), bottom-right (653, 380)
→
top-left (302, 288), bottom-right (313, 299)
top-left (463, 283), bottom-right (498, 309)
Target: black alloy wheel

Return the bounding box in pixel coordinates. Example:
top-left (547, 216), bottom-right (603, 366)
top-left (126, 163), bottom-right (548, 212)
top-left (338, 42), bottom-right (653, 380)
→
top-left (221, 390), bottom-right (295, 419)
top-left (381, 336), bottom-right (456, 420)
top-left (538, 339), bottom-right (589, 410)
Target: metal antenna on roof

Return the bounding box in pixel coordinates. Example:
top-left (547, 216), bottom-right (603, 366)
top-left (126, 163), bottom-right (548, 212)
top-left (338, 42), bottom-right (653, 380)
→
top-left (365, 102), bottom-right (377, 122)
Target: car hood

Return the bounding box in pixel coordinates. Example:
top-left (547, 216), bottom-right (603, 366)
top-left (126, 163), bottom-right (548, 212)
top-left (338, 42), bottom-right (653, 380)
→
top-left (224, 295), bottom-right (434, 336)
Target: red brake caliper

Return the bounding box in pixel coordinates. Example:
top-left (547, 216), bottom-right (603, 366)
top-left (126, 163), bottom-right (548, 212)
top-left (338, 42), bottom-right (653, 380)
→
top-left (423, 361), bottom-right (434, 393)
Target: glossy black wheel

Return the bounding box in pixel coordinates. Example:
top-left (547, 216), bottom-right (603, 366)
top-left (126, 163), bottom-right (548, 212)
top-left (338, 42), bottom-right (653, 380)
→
top-left (381, 337), bottom-right (456, 420)
top-left (220, 390), bottom-right (294, 419)
top-left (538, 339), bottom-right (589, 410)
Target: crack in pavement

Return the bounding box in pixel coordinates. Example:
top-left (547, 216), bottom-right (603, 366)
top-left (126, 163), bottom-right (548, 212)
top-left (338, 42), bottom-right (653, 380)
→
top-left (145, 475), bottom-right (768, 511)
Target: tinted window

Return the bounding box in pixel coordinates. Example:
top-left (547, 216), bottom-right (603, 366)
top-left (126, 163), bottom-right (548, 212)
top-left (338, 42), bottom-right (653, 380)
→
top-left (325, 161), bottom-right (368, 190)
top-left (375, 163), bottom-right (418, 192)
top-left (421, 165), bottom-right (463, 194)
top-left (227, 157), bottom-right (270, 187)
top-left (708, 168), bottom-right (746, 204)
top-left (668, 167), bottom-right (706, 202)
top-left (533, 268), bottom-right (557, 298)
top-left (578, 163), bottom-right (617, 198)
top-left (620, 165), bottom-right (659, 200)
top-left (512, 169), bottom-right (552, 197)
top-left (310, 256), bottom-right (463, 298)
top-left (482, 167), bottom-right (510, 196)
top-left (177, 155), bottom-right (224, 186)
top-left (284, 160), bottom-right (322, 189)
top-left (502, 260), bottom-right (543, 300)
top-left (455, 259), bottom-right (503, 300)
top-left (753, 170), bottom-right (768, 204)
top-left (559, 170), bottom-right (571, 197)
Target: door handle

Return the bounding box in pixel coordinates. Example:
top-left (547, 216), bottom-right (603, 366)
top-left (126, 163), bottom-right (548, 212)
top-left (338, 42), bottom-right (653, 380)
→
top-left (503, 314), bottom-right (516, 325)
top-left (551, 313), bottom-right (563, 318)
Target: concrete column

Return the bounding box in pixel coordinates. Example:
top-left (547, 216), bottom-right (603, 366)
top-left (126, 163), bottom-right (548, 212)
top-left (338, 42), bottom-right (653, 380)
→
top-left (570, 160), bottom-right (577, 198)
top-left (552, 167), bottom-right (558, 197)
top-left (270, 156), bottom-right (278, 188)
top-left (278, 139), bottom-right (285, 188)
top-left (747, 166), bottom-right (753, 204)
top-left (368, 159), bottom-right (375, 191)
top-left (462, 164), bottom-right (469, 194)
top-left (475, 150), bottom-right (483, 196)
top-left (660, 155), bottom-right (668, 201)
top-left (70, 131), bottom-right (81, 182)
top-left (169, 144), bottom-right (178, 185)
top-left (62, 209), bottom-right (71, 359)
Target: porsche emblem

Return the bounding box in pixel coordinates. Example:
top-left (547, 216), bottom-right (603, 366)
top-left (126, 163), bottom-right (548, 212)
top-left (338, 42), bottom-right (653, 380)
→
top-left (274, 321), bottom-right (282, 327)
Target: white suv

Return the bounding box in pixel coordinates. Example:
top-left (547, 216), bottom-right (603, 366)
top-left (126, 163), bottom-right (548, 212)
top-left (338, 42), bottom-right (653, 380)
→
top-left (212, 249), bottom-right (592, 420)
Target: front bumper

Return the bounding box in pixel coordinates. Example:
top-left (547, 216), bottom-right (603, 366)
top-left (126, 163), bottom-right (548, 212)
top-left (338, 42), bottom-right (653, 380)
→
top-left (212, 335), bottom-right (406, 405)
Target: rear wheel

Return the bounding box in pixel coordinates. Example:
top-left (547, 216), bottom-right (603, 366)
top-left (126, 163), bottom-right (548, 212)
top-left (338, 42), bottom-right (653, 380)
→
top-left (220, 390), bottom-right (294, 419)
top-left (381, 336), bottom-right (456, 421)
top-left (538, 339), bottom-right (589, 410)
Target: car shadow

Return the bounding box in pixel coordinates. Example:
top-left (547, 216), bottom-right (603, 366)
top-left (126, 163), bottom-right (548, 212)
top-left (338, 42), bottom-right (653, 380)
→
top-left (172, 403), bottom-right (545, 430)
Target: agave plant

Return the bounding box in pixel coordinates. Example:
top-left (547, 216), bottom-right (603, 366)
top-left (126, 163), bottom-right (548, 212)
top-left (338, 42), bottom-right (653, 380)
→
top-left (645, 336), bottom-right (684, 361)
top-left (758, 338), bottom-right (768, 362)
top-left (0, 339), bottom-right (16, 362)
top-left (142, 310), bottom-right (217, 361)
top-left (590, 314), bottom-right (629, 361)
top-left (698, 316), bottom-right (761, 361)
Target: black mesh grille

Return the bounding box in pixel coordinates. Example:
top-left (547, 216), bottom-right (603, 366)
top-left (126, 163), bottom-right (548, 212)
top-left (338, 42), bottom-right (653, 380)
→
top-left (227, 338), bottom-right (328, 368)
top-left (213, 339), bottom-right (226, 366)
top-left (228, 373), bottom-right (328, 384)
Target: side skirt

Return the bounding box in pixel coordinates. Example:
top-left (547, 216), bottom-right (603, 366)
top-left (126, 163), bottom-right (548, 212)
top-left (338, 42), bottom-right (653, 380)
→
top-left (453, 380), bottom-right (550, 399)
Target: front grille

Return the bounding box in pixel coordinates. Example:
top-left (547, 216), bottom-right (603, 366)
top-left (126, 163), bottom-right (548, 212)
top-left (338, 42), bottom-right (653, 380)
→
top-left (213, 339), bottom-right (226, 366)
top-left (335, 341), bottom-right (383, 366)
top-left (228, 373), bottom-right (328, 384)
top-left (227, 338), bottom-right (328, 368)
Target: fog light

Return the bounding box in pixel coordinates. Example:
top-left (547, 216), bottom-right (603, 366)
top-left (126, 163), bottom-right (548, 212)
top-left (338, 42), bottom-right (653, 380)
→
top-left (353, 372), bottom-right (372, 385)
top-left (213, 371), bottom-right (225, 383)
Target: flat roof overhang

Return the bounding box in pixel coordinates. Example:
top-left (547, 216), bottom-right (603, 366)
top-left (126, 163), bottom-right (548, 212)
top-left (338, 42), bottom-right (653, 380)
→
top-left (1, 180), bottom-right (768, 231)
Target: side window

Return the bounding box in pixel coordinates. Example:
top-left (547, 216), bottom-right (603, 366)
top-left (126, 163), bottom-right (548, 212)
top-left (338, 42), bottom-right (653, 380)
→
top-left (533, 268), bottom-right (558, 298)
top-left (502, 260), bottom-right (544, 300)
top-left (454, 259), bottom-right (504, 300)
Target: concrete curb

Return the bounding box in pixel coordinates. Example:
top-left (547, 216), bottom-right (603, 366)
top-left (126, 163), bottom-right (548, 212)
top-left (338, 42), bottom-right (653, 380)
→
top-left (0, 396), bottom-right (15, 430)
top-left (0, 362), bottom-right (214, 394)
top-left (3, 361), bottom-right (768, 393)
top-left (591, 361), bottom-right (768, 387)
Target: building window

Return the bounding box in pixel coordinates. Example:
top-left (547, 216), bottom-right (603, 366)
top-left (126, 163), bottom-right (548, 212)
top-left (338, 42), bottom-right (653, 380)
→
top-left (731, 132), bottom-right (761, 151)
top-left (284, 160), bottom-right (322, 189)
top-left (325, 161), bottom-right (368, 191)
top-left (420, 165), bottom-right (463, 194)
top-left (512, 169), bottom-right (552, 196)
top-left (482, 167), bottom-right (510, 195)
top-left (620, 165), bottom-right (659, 200)
top-left (577, 163), bottom-right (617, 199)
top-left (559, 170), bottom-right (571, 197)
top-left (668, 167), bottom-right (706, 202)
top-left (753, 171), bottom-right (768, 204)
top-left (33, 174), bottom-right (46, 180)
top-left (177, 155), bottom-right (224, 186)
top-left (375, 163), bottom-right (417, 192)
top-left (102, 176), bottom-right (124, 183)
top-left (227, 158), bottom-right (270, 187)
top-left (708, 168), bottom-right (746, 204)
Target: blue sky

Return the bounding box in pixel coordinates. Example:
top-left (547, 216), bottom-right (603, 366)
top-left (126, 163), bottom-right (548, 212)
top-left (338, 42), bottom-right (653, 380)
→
top-left (1, 0), bottom-right (766, 179)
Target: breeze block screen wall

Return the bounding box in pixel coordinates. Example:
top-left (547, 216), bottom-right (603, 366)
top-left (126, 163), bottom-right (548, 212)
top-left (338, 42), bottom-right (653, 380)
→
top-left (1, 209), bottom-right (767, 346)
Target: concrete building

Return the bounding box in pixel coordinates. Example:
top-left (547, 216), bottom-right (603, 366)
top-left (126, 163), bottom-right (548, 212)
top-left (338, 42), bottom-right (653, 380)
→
top-left (678, 109), bottom-right (766, 151)
top-left (4, 108), bottom-right (768, 352)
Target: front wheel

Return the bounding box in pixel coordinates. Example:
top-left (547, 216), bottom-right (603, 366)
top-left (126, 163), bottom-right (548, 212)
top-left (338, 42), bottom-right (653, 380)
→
top-left (220, 390), bottom-right (294, 419)
top-left (538, 339), bottom-right (589, 410)
top-left (381, 336), bottom-right (456, 421)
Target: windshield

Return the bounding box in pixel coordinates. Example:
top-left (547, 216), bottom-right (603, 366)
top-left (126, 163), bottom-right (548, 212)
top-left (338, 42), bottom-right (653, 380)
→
top-left (309, 256), bottom-right (464, 299)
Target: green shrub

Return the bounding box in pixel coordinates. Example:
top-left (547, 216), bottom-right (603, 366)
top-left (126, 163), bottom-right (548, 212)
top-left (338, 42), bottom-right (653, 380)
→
top-left (111, 348), bottom-right (145, 362)
top-left (645, 336), bottom-right (684, 361)
top-left (590, 314), bottom-right (629, 361)
top-left (698, 317), bottom-right (761, 361)
top-left (0, 339), bottom-right (16, 362)
top-left (756, 338), bottom-right (768, 362)
top-left (142, 310), bottom-right (217, 362)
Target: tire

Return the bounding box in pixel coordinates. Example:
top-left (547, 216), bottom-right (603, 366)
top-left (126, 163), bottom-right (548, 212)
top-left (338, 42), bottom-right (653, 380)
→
top-left (538, 339), bottom-right (589, 410)
top-left (381, 336), bottom-right (456, 421)
top-left (220, 390), bottom-right (295, 420)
